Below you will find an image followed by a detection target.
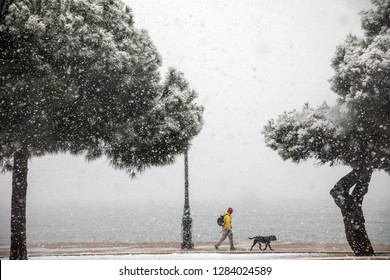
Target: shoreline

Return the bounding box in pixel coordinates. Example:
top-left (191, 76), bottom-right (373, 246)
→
top-left (1, 242), bottom-right (390, 259)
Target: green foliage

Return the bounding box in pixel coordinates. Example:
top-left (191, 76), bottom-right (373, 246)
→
top-left (263, 103), bottom-right (340, 164)
top-left (0, 0), bottom-right (203, 174)
top-left (103, 68), bottom-right (204, 175)
top-left (263, 0), bottom-right (390, 173)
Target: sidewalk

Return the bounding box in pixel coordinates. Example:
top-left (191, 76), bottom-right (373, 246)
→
top-left (1, 242), bottom-right (390, 259)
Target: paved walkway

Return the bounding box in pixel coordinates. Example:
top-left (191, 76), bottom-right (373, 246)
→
top-left (1, 242), bottom-right (390, 259)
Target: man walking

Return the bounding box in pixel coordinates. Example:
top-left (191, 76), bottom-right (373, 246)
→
top-left (215, 207), bottom-right (236, 250)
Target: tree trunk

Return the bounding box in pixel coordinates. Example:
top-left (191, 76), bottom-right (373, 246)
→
top-left (330, 167), bottom-right (375, 256)
top-left (10, 145), bottom-right (29, 260)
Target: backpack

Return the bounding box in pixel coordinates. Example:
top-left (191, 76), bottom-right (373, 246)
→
top-left (217, 214), bottom-right (225, 226)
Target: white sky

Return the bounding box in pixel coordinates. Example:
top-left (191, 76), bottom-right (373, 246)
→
top-left (0, 0), bottom-right (389, 217)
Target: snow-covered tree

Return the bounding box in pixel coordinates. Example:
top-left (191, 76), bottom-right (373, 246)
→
top-left (104, 68), bottom-right (204, 173)
top-left (0, 0), bottom-right (203, 259)
top-left (263, 0), bottom-right (389, 256)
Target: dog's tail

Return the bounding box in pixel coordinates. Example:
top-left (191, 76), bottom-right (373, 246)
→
top-left (248, 237), bottom-right (255, 240)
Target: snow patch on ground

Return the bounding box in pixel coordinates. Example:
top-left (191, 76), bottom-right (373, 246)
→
top-left (29, 252), bottom-right (318, 260)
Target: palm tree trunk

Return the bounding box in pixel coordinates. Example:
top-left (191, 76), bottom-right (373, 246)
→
top-left (330, 167), bottom-right (375, 256)
top-left (9, 145), bottom-right (29, 260)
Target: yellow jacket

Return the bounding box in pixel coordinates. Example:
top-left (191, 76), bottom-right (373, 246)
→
top-left (223, 212), bottom-right (232, 230)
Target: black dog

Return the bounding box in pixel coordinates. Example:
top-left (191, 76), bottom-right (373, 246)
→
top-left (249, 235), bottom-right (277, 251)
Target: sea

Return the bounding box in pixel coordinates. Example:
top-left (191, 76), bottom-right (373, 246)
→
top-left (0, 198), bottom-right (389, 245)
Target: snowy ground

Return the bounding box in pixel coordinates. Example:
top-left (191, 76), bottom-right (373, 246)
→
top-left (2, 242), bottom-right (389, 280)
top-left (1, 241), bottom-right (390, 260)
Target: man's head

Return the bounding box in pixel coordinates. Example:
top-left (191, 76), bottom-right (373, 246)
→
top-left (227, 207), bottom-right (233, 214)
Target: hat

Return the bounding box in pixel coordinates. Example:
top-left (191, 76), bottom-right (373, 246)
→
top-left (227, 207), bottom-right (233, 214)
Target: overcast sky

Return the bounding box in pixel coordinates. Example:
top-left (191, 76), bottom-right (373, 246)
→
top-left (1, 0), bottom-right (389, 218)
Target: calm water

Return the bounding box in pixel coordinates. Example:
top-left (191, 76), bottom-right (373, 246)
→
top-left (0, 199), bottom-right (389, 245)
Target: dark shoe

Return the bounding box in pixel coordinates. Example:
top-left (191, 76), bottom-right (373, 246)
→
top-left (230, 247), bottom-right (237, 251)
top-left (215, 244), bottom-right (219, 250)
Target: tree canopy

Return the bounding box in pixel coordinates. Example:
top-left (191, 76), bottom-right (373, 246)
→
top-left (263, 0), bottom-right (390, 173)
top-left (0, 0), bottom-right (204, 174)
top-left (263, 0), bottom-right (389, 256)
top-left (1, 0), bottom-right (204, 259)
